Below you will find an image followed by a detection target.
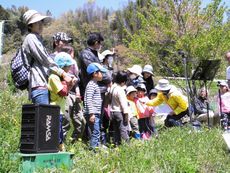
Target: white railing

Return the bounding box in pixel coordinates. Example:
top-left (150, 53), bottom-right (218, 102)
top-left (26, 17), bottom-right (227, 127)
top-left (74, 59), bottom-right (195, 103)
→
top-left (0, 21), bottom-right (5, 63)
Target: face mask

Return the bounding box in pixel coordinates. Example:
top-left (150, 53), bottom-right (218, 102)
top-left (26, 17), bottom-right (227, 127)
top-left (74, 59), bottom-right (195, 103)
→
top-left (107, 56), bottom-right (113, 67)
top-left (129, 74), bottom-right (137, 80)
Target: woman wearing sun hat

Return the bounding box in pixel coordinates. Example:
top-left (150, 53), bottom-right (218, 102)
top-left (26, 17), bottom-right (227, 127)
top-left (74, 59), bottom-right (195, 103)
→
top-left (146, 79), bottom-right (188, 127)
top-left (142, 64), bottom-right (155, 94)
top-left (127, 64), bottom-right (145, 88)
top-left (22, 9), bottom-right (74, 104)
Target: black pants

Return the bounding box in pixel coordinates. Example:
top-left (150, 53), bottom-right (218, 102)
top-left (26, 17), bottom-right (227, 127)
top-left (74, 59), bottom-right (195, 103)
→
top-left (165, 109), bottom-right (188, 127)
top-left (138, 117), bottom-right (152, 134)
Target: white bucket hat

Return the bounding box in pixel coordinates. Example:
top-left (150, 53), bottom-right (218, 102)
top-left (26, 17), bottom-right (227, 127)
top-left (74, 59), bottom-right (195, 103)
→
top-left (98, 53), bottom-right (105, 62)
top-left (101, 50), bottom-right (114, 57)
top-left (127, 65), bottom-right (143, 77)
top-left (136, 83), bottom-right (147, 91)
top-left (219, 81), bottom-right (228, 87)
top-left (155, 79), bottom-right (172, 91)
top-left (99, 50), bottom-right (115, 62)
top-left (142, 64), bottom-right (153, 75)
top-left (149, 89), bottom-right (158, 95)
top-left (23, 10), bottom-right (50, 25)
top-left (126, 86), bottom-right (137, 95)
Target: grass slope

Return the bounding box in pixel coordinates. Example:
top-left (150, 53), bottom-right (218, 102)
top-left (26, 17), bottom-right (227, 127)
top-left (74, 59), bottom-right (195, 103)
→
top-left (0, 89), bottom-right (230, 173)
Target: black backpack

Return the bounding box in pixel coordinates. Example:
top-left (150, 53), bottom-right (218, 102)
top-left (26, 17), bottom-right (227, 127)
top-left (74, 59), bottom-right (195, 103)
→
top-left (10, 47), bottom-right (31, 90)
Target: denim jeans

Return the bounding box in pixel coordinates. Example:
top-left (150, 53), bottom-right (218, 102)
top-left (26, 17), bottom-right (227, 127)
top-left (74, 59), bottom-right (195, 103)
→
top-left (31, 89), bottom-right (49, 104)
top-left (86, 114), bottom-right (101, 149)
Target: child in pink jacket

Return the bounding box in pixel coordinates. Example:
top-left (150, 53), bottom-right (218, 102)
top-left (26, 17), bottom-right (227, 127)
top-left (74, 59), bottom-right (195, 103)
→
top-left (135, 83), bottom-right (155, 139)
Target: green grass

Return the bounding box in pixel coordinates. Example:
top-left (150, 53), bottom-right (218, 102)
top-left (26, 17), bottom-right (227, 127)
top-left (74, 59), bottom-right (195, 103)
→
top-left (1, 89), bottom-right (230, 173)
top-left (66, 127), bottom-right (230, 173)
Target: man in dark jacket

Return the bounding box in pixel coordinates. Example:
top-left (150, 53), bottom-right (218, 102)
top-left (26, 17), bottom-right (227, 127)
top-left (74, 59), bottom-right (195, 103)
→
top-left (78, 32), bottom-right (112, 144)
top-left (78, 32), bottom-right (104, 96)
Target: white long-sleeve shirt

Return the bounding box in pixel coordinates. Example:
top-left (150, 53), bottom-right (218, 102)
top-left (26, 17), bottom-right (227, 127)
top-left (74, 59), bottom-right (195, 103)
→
top-left (110, 83), bottom-right (129, 114)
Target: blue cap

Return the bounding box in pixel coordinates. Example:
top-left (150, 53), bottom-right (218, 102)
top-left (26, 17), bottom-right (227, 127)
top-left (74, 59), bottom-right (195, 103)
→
top-left (87, 63), bottom-right (107, 75)
top-left (54, 52), bottom-right (74, 68)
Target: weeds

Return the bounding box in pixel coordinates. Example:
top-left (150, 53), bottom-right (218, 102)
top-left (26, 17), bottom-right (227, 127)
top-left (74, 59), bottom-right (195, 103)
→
top-left (1, 88), bottom-right (230, 172)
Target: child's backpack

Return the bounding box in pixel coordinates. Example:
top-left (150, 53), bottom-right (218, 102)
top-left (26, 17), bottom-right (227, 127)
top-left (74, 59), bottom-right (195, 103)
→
top-left (10, 47), bottom-right (31, 90)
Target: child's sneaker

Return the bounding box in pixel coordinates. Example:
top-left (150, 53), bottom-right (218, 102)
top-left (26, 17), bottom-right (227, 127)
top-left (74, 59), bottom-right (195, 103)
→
top-left (145, 132), bottom-right (151, 139)
top-left (134, 133), bottom-right (141, 139)
top-left (141, 133), bottom-right (148, 140)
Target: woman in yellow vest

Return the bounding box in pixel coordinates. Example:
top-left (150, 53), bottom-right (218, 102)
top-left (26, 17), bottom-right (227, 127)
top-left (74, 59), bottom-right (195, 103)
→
top-left (146, 79), bottom-right (188, 127)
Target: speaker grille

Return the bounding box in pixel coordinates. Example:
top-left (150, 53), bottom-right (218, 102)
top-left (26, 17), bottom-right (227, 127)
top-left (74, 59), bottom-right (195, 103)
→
top-left (20, 104), bottom-right (60, 153)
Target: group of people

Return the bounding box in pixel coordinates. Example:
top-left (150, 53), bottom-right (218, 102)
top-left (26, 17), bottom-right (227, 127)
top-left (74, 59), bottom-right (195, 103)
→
top-left (20, 9), bottom-right (230, 151)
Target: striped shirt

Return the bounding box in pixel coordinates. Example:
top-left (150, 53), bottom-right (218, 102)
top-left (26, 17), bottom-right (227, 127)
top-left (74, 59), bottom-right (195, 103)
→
top-left (84, 80), bottom-right (102, 115)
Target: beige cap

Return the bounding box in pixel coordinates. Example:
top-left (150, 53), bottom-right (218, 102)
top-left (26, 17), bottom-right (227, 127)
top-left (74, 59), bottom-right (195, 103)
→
top-left (23, 10), bottom-right (50, 25)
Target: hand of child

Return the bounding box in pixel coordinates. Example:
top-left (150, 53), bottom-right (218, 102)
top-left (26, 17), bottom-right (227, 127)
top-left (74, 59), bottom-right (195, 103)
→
top-left (75, 96), bottom-right (82, 103)
top-left (63, 73), bottom-right (72, 85)
top-left (71, 76), bottom-right (78, 85)
top-left (89, 114), bottom-right (95, 123)
top-left (75, 88), bottom-right (82, 103)
top-left (137, 98), bottom-right (146, 104)
top-left (61, 80), bottom-right (67, 86)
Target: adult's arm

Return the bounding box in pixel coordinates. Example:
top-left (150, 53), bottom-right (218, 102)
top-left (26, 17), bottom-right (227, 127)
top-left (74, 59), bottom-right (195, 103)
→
top-left (146, 93), bottom-right (164, 107)
top-left (26, 34), bottom-right (72, 83)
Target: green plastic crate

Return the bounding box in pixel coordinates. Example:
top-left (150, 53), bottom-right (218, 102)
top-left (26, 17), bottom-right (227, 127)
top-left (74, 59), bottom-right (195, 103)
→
top-left (18, 152), bottom-right (74, 173)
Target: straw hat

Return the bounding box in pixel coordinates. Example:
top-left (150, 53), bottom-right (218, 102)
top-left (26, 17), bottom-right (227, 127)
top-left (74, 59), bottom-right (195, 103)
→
top-left (23, 10), bottom-right (50, 25)
top-left (155, 79), bottom-right (172, 91)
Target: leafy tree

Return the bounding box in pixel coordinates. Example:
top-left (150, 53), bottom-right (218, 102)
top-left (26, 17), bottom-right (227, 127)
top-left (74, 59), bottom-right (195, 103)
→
top-left (123, 0), bottom-right (230, 78)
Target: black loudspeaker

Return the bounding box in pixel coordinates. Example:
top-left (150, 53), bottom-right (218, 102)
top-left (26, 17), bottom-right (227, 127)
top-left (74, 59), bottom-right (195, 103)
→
top-left (20, 104), bottom-right (60, 153)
